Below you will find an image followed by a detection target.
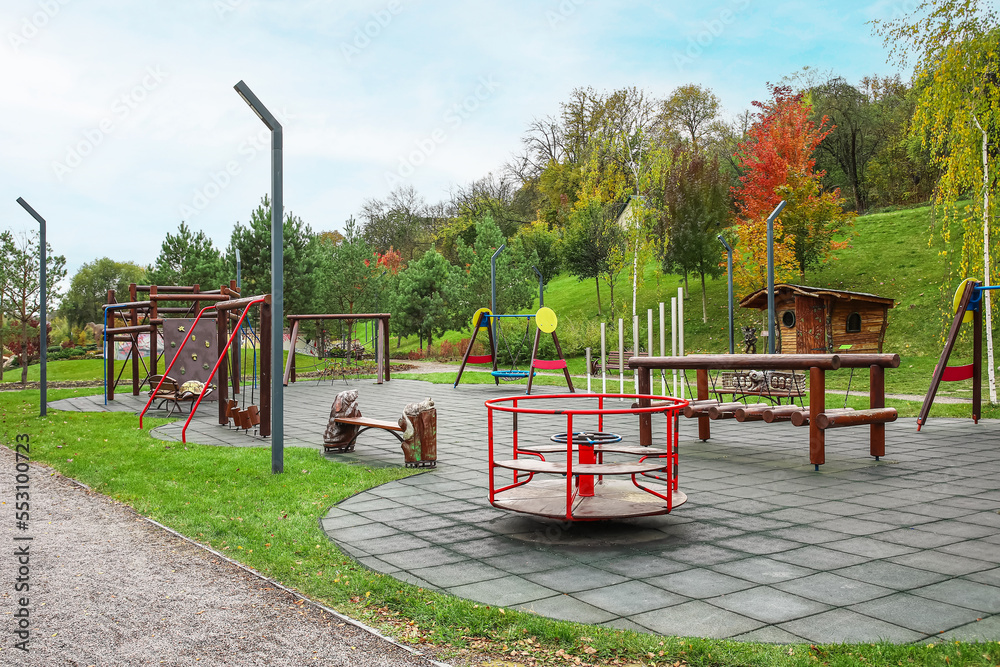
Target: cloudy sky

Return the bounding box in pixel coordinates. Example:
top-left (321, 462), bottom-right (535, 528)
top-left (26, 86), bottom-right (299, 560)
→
top-left (1, 0), bottom-right (917, 281)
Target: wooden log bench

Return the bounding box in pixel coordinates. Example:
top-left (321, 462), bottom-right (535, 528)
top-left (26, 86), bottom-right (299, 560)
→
top-left (629, 353), bottom-right (900, 469)
top-left (323, 390), bottom-right (437, 468)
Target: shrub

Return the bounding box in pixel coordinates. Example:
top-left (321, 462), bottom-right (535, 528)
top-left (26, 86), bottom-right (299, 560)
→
top-left (438, 340), bottom-right (455, 359)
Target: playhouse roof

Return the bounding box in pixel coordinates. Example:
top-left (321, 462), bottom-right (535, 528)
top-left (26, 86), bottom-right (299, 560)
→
top-left (739, 284), bottom-right (896, 310)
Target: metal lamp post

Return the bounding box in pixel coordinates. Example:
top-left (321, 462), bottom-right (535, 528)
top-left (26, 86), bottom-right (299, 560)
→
top-left (234, 80), bottom-right (283, 474)
top-left (765, 200), bottom-right (787, 354)
top-left (15, 198), bottom-right (47, 417)
top-left (717, 234), bottom-right (734, 354)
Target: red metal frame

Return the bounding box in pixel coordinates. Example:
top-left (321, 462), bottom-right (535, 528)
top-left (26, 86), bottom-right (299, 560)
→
top-left (181, 297), bottom-right (266, 442)
top-left (486, 393), bottom-right (687, 521)
top-left (138, 303), bottom-right (218, 429)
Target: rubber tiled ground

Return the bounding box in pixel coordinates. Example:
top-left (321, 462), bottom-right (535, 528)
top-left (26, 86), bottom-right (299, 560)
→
top-left (52, 378), bottom-right (1000, 643)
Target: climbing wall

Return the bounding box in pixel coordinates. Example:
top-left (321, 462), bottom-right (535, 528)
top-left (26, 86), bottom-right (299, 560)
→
top-left (162, 318), bottom-right (220, 401)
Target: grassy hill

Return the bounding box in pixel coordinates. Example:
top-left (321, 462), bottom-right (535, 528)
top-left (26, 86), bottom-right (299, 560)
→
top-left (419, 202), bottom-right (959, 362)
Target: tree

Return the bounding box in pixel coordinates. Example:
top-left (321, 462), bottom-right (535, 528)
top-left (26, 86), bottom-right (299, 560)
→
top-left (360, 185), bottom-right (429, 259)
top-left (515, 219), bottom-right (562, 288)
top-left (876, 0), bottom-right (1000, 399)
top-left (658, 147), bottom-right (729, 322)
top-left (661, 84), bottom-right (720, 152)
top-left (148, 222), bottom-right (225, 289)
top-left (393, 249), bottom-right (455, 350)
top-left (807, 75), bottom-right (902, 213)
top-left (0, 230), bottom-right (13, 381)
top-left (224, 195), bottom-right (322, 317)
top-left (316, 217), bottom-right (383, 315)
top-left (562, 201), bottom-right (626, 316)
top-left (732, 85), bottom-right (852, 291)
top-left (60, 258), bottom-right (146, 328)
top-left (451, 216), bottom-right (537, 325)
top-left (1, 231), bottom-right (66, 385)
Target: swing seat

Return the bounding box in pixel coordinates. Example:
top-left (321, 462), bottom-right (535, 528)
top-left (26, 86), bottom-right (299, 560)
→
top-left (492, 369), bottom-right (529, 379)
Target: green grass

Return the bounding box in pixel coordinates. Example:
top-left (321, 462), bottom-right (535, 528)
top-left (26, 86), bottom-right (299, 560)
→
top-left (3, 388), bottom-right (1000, 665)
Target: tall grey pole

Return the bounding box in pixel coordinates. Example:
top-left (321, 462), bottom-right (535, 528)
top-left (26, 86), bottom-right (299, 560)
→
top-left (234, 80), bottom-right (284, 474)
top-left (717, 235), bottom-right (734, 354)
top-left (16, 198), bottom-right (46, 417)
top-left (490, 244), bottom-right (505, 344)
top-left (532, 265), bottom-right (544, 307)
top-left (765, 200), bottom-right (786, 354)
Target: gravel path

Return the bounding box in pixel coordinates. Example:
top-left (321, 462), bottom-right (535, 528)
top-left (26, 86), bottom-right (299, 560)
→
top-left (0, 445), bottom-right (449, 667)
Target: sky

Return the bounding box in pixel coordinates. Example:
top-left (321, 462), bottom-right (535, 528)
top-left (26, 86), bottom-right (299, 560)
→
top-left (0, 0), bottom-right (920, 285)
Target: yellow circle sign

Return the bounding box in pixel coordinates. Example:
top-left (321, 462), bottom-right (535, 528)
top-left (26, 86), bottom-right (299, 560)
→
top-left (536, 307), bottom-right (558, 333)
top-left (953, 278), bottom-right (978, 324)
top-left (471, 307), bottom-right (492, 330)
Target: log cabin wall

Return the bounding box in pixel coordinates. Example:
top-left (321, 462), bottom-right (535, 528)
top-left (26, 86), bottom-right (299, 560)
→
top-left (830, 303), bottom-right (889, 353)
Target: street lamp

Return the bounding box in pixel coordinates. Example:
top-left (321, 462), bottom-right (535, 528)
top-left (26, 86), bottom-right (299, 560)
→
top-left (234, 80), bottom-right (284, 474)
top-left (717, 234), bottom-right (734, 354)
top-left (15, 197), bottom-right (47, 417)
top-left (765, 200), bottom-right (787, 354)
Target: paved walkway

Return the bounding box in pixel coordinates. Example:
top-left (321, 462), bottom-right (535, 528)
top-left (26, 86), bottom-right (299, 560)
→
top-left (52, 379), bottom-right (1000, 644)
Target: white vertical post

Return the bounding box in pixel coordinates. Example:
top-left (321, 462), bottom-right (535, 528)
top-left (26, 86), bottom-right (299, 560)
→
top-left (618, 318), bottom-right (624, 398)
top-left (600, 322), bottom-right (607, 395)
top-left (647, 308), bottom-right (653, 359)
top-left (659, 302), bottom-right (666, 396)
top-left (671, 297), bottom-right (678, 396)
top-left (586, 347), bottom-right (592, 393)
top-left (633, 315), bottom-right (640, 394)
top-left (678, 287), bottom-right (685, 399)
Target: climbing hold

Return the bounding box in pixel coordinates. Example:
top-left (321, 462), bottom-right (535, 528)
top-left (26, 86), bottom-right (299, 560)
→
top-left (192, 353), bottom-right (198, 361)
top-left (178, 326), bottom-right (185, 332)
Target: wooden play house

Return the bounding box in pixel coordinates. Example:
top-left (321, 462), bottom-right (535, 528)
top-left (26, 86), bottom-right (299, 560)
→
top-left (739, 284), bottom-right (894, 354)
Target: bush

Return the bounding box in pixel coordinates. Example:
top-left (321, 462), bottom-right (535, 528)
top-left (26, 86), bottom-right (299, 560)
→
top-left (407, 349), bottom-right (425, 361)
top-left (438, 340), bottom-right (455, 359)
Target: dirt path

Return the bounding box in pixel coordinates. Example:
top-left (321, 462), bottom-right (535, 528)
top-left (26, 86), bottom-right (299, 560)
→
top-left (0, 445), bottom-right (449, 667)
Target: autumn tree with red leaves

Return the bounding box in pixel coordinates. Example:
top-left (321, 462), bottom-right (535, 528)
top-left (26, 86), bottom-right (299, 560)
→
top-left (732, 85), bottom-right (853, 293)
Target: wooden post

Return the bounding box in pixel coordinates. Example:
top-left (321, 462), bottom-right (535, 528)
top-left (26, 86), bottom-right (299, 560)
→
top-left (974, 303), bottom-right (983, 423)
top-left (383, 316), bottom-right (391, 382)
top-left (149, 285), bottom-right (158, 377)
top-left (638, 366), bottom-right (651, 447)
top-left (870, 364), bottom-right (886, 459)
top-left (217, 308), bottom-right (229, 426)
top-left (525, 328), bottom-right (542, 395)
top-left (106, 289), bottom-right (115, 401)
top-left (696, 368), bottom-right (710, 441)
top-left (552, 332), bottom-right (575, 393)
top-left (283, 319), bottom-right (300, 386)
top-left (809, 367), bottom-right (825, 468)
top-left (259, 300), bottom-right (271, 438)
top-left (130, 283), bottom-right (139, 395)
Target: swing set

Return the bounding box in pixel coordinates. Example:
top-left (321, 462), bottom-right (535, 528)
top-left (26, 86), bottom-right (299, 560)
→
top-left (453, 253), bottom-right (573, 393)
top-left (452, 306), bottom-right (574, 393)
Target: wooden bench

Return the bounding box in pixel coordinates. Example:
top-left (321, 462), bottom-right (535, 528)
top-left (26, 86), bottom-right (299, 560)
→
top-left (711, 370), bottom-right (806, 404)
top-left (330, 416), bottom-right (405, 451)
top-left (591, 350), bottom-right (648, 376)
top-left (145, 374), bottom-right (213, 417)
top-left (324, 391), bottom-right (437, 468)
top-left (629, 354), bottom-right (900, 469)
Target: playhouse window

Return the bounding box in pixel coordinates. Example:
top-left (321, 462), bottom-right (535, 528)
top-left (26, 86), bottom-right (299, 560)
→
top-left (781, 310), bottom-right (796, 328)
top-left (846, 312), bottom-right (862, 333)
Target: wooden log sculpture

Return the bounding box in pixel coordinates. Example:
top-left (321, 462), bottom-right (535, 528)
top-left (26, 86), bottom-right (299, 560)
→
top-left (398, 397), bottom-right (437, 468)
top-left (323, 389), bottom-right (362, 451)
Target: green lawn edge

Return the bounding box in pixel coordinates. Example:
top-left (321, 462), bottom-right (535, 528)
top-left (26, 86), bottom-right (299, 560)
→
top-left (2, 387), bottom-right (998, 666)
